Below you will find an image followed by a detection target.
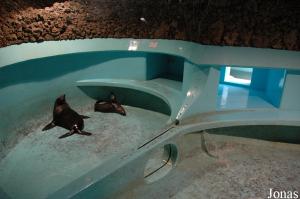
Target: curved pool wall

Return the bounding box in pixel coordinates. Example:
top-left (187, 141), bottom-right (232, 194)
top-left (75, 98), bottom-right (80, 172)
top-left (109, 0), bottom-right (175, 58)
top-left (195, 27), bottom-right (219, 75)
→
top-left (0, 50), bottom-right (178, 154)
top-left (0, 38), bottom-right (300, 198)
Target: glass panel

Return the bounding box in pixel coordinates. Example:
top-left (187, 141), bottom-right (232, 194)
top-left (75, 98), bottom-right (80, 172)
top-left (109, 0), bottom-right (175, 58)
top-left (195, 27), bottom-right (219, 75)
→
top-left (224, 66), bottom-right (253, 85)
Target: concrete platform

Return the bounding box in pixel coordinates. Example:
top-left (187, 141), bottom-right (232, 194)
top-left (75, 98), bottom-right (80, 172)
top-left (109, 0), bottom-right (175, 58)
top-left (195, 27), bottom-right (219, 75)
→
top-left (218, 84), bottom-right (275, 110)
top-left (114, 134), bottom-right (300, 199)
top-left (0, 106), bottom-right (169, 199)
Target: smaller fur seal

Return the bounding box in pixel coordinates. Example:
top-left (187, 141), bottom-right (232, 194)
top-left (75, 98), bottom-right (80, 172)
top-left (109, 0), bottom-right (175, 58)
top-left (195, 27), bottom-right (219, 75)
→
top-left (42, 94), bottom-right (92, 139)
top-left (94, 92), bottom-right (126, 116)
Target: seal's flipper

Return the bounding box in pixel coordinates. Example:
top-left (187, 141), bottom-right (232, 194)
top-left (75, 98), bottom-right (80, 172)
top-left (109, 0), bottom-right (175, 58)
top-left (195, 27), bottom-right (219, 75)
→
top-left (80, 115), bottom-right (90, 119)
top-left (77, 130), bottom-right (92, 136)
top-left (42, 122), bottom-right (56, 131)
top-left (59, 130), bottom-right (75, 139)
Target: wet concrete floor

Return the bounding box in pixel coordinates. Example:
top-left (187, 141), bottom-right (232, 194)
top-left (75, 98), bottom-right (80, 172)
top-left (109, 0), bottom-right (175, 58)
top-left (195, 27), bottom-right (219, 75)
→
top-left (0, 106), bottom-right (169, 199)
top-left (116, 134), bottom-right (300, 199)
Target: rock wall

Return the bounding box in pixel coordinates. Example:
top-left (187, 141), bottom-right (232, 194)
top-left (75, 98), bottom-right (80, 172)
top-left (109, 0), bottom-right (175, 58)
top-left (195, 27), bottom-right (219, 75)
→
top-left (0, 0), bottom-right (299, 50)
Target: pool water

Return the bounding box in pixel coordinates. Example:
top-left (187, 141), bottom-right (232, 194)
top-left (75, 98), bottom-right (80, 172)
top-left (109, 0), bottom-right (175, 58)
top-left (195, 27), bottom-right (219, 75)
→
top-left (0, 106), bottom-right (169, 199)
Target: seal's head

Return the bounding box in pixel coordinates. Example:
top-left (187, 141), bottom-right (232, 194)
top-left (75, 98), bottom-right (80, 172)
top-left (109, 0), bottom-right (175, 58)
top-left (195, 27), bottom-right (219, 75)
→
top-left (109, 92), bottom-right (117, 102)
top-left (116, 106), bottom-right (126, 116)
top-left (112, 103), bottom-right (126, 116)
top-left (55, 94), bottom-right (67, 107)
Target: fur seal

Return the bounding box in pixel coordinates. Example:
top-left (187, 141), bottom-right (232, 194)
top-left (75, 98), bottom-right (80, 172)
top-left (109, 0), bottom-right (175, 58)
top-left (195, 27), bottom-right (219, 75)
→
top-left (42, 94), bottom-right (92, 139)
top-left (94, 92), bottom-right (126, 116)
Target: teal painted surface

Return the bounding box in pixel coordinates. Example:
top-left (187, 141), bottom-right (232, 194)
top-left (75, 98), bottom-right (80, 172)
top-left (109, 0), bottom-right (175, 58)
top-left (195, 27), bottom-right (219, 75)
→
top-left (250, 68), bottom-right (269, 91)
top-left (250, 68), bottom-right (286, 108)
top-left (0, 38), bottom-right (300, 199)
top-left (208, 125), bottom-right (300, 144)
top-left (145, 53), bottom-right (166, 80)
top-left (0, 52), bottom-right (153, 142)
top-left (50, 109), bottom-right (300, 199)
top-left (281, 70), bottom-right (300, 110)
top-left (77, 84), bottom-right (172, 116)
top-left (219, 67), bottom-right (286, 108)
top-left (179, 63), bottom-right (219, 119)
top-left (265, 69), bottom-right (286, 107)
top-left (217, 84), bottom-right (276, 109)
top-left (1, 39), bottom-right (300, 70)
top-left (219, 66), bottom-right (226, 83)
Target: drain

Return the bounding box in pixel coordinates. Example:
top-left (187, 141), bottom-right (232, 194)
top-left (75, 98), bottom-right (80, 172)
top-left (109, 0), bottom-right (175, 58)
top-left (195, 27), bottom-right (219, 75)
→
top-left (144, 144), bottom-right (178, 183)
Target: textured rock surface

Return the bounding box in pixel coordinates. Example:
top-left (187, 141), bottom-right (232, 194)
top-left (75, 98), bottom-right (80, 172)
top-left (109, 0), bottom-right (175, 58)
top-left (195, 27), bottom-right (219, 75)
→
top-left (0, 0), bottom-right (299, 50)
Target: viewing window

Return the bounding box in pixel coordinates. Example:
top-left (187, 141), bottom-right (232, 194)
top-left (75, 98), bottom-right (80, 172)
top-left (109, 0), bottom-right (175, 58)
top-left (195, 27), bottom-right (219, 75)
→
top-left (224, 66), bottom-right (253, 86)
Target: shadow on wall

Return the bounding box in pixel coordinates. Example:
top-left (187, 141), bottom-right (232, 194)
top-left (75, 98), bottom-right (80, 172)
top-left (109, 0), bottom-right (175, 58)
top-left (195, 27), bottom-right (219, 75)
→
top-left (146, 53), bottom-right (184, 82)
top-left (0, 51), bottom-right (149, 89)
top-left (78, 86), bottom-right (172, 115)
top-left (207, 125), bottom-right (300, 144)
top-left (0, 186), bottom-right (10, 199)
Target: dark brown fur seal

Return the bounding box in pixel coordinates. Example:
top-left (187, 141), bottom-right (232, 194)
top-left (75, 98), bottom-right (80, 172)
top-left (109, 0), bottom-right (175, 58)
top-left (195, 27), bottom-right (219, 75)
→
top-left (42, 94), bottom-right (92, 139)
top-left (94, 93), bottom-right (126, 116)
